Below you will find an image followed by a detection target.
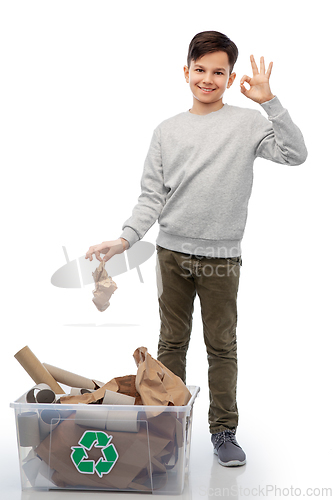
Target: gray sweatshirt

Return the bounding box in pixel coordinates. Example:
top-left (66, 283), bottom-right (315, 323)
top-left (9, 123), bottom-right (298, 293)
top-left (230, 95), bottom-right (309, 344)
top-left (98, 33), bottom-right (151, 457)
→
top-left (120, 97), bottom-right (307, 257)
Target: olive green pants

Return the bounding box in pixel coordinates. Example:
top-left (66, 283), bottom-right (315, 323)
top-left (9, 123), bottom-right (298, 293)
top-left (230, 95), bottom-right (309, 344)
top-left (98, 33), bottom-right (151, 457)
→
top-left (156, 244), bottom-right (241, 434)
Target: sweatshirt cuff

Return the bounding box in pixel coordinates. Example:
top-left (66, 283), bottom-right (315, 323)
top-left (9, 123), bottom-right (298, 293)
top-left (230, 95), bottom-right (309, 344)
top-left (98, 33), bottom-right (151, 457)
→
top-left (260, 96), bottom-right (284, 118)
top-left (119, 227), bottom-right (140, 249)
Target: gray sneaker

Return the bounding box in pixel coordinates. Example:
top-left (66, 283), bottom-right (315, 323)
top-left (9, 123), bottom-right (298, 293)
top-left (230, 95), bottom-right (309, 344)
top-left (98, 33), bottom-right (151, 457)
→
top-left (211, 429), bottom-right (246, 467)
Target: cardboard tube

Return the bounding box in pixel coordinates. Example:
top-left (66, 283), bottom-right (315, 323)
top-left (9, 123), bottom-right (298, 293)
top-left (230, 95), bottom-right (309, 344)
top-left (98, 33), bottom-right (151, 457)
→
top-left (26, 386), bottom-right (44, 404)
top-left (14, 347), bottom-right (65, 394)
top-left (43, 363), bottom-right (97, 390)
top-left (26, 383), bottom-right (51, 402)
top-left (36, 389), bottom-right (56, 404)
top-left (17, 412), bottom-right (40, 448)
top-left (102, 390), bottom-right (135, 405)
top-left (39, 409), bottom-right (61, 441)
top-left (106, 410), bottom-right (139, 433)
top-left (70, 387), bottom-right (93, 396)
top-left (26, 384), bottom-right (56, 404)
top-left (75, 409), bottom-right (108, 430)
top-left (70, 388), bottom-right (81, 396)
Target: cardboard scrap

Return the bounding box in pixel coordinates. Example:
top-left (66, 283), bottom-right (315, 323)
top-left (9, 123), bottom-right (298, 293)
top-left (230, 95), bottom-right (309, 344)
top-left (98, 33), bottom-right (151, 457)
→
top-left (92, 260), bottom-right (117, 312)
top-left (59, 375), bottom-right (142, 405)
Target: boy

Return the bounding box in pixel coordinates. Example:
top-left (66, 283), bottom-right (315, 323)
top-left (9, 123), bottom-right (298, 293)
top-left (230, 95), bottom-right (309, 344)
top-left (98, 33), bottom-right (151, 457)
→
top-left (86, 31), bottom-right (307, 467)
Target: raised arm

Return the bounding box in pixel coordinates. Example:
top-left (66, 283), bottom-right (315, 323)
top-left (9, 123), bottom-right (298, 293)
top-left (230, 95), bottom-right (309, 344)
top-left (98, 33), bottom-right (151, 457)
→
top-left (241, 55), bottom-right (307, 165)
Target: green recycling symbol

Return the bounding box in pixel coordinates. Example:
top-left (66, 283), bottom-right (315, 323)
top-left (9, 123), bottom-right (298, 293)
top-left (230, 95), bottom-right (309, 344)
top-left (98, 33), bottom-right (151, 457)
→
top-left (70, 430), bottom-right (118, 478)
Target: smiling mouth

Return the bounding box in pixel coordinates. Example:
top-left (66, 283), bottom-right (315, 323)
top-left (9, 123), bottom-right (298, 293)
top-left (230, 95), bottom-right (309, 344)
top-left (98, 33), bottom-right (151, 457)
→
top-left (198, 86), bottom-right (216, 92)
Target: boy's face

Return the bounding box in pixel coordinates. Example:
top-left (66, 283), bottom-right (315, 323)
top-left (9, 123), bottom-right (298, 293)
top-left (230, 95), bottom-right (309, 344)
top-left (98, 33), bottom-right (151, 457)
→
top-left (184, 51), bottom-right (236, 109)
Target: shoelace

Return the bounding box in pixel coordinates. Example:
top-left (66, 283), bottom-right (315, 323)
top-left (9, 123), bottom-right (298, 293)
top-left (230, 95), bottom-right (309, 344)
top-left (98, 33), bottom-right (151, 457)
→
top-left (213, 430), bottom-right (240, 450)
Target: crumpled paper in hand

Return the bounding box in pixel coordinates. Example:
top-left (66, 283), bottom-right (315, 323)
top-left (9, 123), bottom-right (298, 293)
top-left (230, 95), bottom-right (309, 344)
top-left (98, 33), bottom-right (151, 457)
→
top-left (92, 260), bottom-right (117, 312)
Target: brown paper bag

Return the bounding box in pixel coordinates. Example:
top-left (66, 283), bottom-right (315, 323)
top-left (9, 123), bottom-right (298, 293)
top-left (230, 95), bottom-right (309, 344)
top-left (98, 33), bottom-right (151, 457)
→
top-left (133, 347), bottom-right (191, 407)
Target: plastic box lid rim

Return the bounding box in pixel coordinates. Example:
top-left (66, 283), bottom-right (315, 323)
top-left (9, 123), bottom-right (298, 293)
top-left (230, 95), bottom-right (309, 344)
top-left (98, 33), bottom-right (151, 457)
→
top-left (10, 385), bottom-right (200, 415)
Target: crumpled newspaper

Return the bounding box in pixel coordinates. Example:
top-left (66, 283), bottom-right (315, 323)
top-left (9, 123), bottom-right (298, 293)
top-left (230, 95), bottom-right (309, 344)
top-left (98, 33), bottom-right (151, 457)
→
top-left (92, 260), bottom-right (117, 312)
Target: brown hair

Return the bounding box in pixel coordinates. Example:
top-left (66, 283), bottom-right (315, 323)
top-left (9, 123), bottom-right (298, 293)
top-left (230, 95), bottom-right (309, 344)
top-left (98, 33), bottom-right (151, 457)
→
top-left (187, 31), bottom-right (238, 74)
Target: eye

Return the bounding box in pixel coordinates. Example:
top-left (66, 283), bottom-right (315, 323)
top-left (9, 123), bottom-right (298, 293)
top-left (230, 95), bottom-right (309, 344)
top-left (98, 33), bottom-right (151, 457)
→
top-left (216, 72), bottom-right (224, 75)
top-left (195, 69), bottom-right (203, 72)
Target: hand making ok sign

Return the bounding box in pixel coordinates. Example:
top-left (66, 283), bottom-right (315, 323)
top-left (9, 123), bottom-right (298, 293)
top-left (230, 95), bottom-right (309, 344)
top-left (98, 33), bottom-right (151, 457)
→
top-left (240, 55), bottom-right (275, 104)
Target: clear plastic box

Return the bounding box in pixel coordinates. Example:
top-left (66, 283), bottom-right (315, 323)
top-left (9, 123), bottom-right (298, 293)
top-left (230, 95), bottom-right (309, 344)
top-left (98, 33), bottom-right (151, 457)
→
top-left (10, 385), bottom-right (199, 495)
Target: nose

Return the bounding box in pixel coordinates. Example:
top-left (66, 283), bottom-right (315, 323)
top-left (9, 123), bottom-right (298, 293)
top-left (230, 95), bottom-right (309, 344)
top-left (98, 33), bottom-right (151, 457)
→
top-left (202, 72), bottom-right (213, 84)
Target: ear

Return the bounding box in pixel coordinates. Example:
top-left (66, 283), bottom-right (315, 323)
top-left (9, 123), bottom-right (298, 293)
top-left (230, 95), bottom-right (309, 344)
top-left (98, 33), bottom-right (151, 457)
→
top-left (227, 72), bottom-right (236, 88)
top-left (183, 65), bottom-right (189, 83)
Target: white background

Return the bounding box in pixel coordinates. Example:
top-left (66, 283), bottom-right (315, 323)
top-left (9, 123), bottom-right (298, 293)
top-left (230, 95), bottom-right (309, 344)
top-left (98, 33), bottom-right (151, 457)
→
top-left (1, 1), bottom-right (332, 499)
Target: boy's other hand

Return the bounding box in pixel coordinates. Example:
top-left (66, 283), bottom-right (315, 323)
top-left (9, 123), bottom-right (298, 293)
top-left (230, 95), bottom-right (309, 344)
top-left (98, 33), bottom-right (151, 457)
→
top-left (240, 55), bottom-right (275, 104)
top-left (85, 238), bottom-right (129, 263)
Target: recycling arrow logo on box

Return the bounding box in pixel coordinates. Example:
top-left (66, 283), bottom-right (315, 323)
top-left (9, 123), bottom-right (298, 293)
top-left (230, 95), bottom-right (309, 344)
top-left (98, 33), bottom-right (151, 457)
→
top-left (70, 430), bottom-right (118, 478)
